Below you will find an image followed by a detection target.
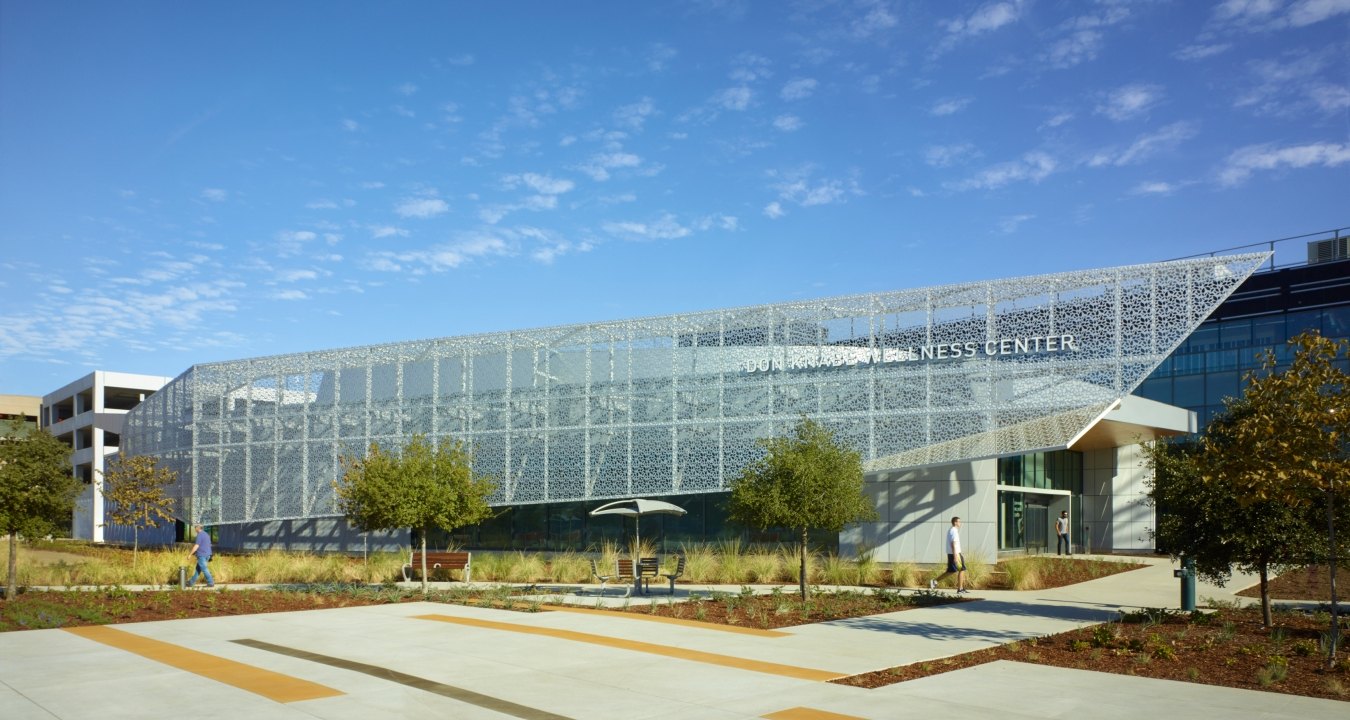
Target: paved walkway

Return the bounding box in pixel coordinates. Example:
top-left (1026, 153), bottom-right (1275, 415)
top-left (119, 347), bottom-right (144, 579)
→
top-left (2, 556), bottom-right (1343, 719)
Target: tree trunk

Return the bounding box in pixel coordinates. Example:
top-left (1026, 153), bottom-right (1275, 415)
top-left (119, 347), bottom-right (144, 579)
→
top-left (420, 526), bottom-right (429, 595)
top-left (1328, 488), bottom-right (1340, 670)
top-left (799, 528), bottom-right (808, 600)
top-left (5, 532), bottom-right (17, 601)
top-left (1259, 563), bottom-right (1272, 628)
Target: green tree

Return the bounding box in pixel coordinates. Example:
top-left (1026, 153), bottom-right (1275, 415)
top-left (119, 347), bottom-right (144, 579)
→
top-left (334, 435), bottom-right (496, 593)
top-left (101, 455), bottom-right (177, 568)
top-left (0, 419), bottom-right (79, 600)
top-left (1203, 332), bottom-right (1349, 665)
top-left (727, 417), bottom-right (877, 600)
top-left (1144, 410), bottom-right (1322, 628)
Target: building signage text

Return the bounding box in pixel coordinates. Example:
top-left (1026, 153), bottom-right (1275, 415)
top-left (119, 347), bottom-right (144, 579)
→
top-left (740, 334), bottom-right (1080, 373)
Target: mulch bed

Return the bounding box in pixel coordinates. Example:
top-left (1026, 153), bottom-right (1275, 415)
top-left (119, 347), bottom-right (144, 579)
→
top-left (614, 590), bottom-right (973, 629)
top-left (0, 588), bottom-right (413, 631)
top-left (1238, 565), bottom-right (1347, 601)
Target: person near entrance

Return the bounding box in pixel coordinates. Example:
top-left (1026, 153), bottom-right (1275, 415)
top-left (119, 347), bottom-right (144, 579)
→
top-left (931, 516), bottom-right (968, 593)
top-left (1056, 510), bottom-right (1071, 555)
top-left (186, 523), bottom-right (215, 588)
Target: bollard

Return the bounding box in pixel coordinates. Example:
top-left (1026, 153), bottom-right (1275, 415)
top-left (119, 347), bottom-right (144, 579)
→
top-left (179, 566), bottom-right (187, 589)
top-left (1173, 556), bottom-right (1196, 611)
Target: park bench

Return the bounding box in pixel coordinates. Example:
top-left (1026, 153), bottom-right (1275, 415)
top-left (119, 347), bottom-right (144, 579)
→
top-left (589, 558), bottom-right (632, 597)
top-left (402, 551), bottom-right (472, 582)
top-left (661, 555), bottom-right (686, 595)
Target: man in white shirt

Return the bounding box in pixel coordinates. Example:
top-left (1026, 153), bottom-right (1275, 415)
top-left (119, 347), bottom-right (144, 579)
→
top-left (930, 516), bottom-right (968, 593)
top-left (1056, 510), bottom-right (1071, 555)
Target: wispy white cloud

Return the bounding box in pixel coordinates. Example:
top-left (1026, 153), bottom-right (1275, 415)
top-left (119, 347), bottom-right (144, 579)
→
top-left (1039, 112), bottom-right (1075, 130)
top-left (1234, 49), bottom-right (1348, 117)
top-left (1211, 0), bottom-right (1350, 29)
top-left (277, 230), bottom-right (317, 256)
top-left (200, 188), bottom-right (227, 202)
top-left (278, 269), bottom-right (318, 282)
top-left (306, 199), bottom-right (339, 210)
top-left (367, 230), bottom-right (516, 273)
top-left (763, 201), bottom-right (786, 219)
top-left (943, 1), bottom-right (1024, 42)
top-left (728, 52), bottom-right (772, 83)
top-left (693, 214), bottom-right (739, 231)
top-left (274, 289), bottom-right (308, 301)
top-left (504, 172), bottom-right (575, 195)
top-left (768, 166), bottom-right (863, 207)
top-left (369, 225), bottom-right (408, 239)
top-left (1132, 181), bottom-right (1181, 195)
top-left (773, 114), bottom-right (803, 132)
top-left (1175, 43), bottom-right (1231, 61)
top-left (395, 197), bottom-right (449, 218)
top-left (1218, 141), bottom-right (1350, 185)
top-left (997, 214), bottom-right (1035, 233)
top-left (948, 152), bottom-right (1056, 191)
top-left (614, 97), bottom-right (656, 130)
top-left (578, 152), bottom-right (642, 181)
top-left (924, 143), bottom-right (979, 168)
top-left (1043, 30), bottom-right (1102, 69)
top-left (1087, 122), bottom-right (1198, 167)
top-left (715, 86), bottom-right (753, 111)
top-left (646, 43), bottom-right (677, 72)
top-left (1095, 84), bottom-right (1163, 121)
top-left (930, 97), bottom-right (972, 116)
top-left (780, 78), bottom-right (818, 100)
top-left (341, 119), bottom-right (360, 132)
top-left (602, 213), bottom-right (691, 241)
top-left (395, 82), bottom-right (418, 96)
top-left (848, 0), bottom-right (898, 39)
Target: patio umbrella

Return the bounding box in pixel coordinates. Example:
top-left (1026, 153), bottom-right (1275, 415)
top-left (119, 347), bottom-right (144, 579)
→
top-left (588, 498), bottom-right (686, 554)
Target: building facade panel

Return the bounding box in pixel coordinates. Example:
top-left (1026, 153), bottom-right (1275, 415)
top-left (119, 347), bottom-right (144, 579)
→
top-left (123, 254), bottom-right (1267, 535)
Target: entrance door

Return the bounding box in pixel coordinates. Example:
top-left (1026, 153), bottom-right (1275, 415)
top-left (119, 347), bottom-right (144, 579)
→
top-left (1024, 499), bottom-right (1049, 553)
top-left (998, 490), bottom-right (1057, 553)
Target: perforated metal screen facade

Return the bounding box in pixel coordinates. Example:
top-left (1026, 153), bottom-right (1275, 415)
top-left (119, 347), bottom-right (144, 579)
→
top-left (122, 253), bottom-right (1268, 525)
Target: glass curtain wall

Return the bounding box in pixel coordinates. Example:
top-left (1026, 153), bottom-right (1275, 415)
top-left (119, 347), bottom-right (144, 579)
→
top-left (997, 450), bottom-right (1082, 553)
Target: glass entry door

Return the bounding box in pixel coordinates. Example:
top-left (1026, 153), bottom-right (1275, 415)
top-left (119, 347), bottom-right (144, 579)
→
top-left (999, 490), bottom-right (1054, 552)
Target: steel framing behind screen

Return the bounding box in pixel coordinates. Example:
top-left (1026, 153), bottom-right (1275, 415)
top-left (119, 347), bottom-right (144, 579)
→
top-left (122, 253), bottom-right (1268, 525)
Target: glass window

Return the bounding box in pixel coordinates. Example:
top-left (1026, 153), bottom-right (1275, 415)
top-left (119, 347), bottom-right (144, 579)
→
top-left (1219, 318), bottom-right (1252, 348)
top-left (1173, 375), bottom-right (1204, 407)
top-left (1186, 324), bottom-right (1218, 352)
top-left (1286, 310), bottom-right (1322, 337)
top-left (1206, 350), bottom-right (1236, 372)
top-left (1321, 305), bottom-right (1350, 340)
top-left (1171, 353), bottom-right (1206, 375)
top-left (1251, 315), bottom-right (1286, 346)
top-left (1136, 377), bottom-right (1172, 404)
top-left (1205, 371), bottom-right (1241, 406)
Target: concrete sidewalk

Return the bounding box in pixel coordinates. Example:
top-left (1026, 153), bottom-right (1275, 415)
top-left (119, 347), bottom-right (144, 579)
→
top-left (2, 556), bottom-right (1343, 719)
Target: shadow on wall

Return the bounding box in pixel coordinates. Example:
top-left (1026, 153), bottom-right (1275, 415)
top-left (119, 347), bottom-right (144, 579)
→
top-left (220, 518), bottom-right (409, 553)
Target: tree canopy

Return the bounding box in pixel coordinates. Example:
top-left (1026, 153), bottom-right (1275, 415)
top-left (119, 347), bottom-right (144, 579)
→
top-left (0, 419), bottom-right (79, 600)
top-left (727, 417), bottom-right (877, 599)
top-left (1145, 332), bottom-right (1348, 658)
top-left (102, 454), bottom-right (178, 567)
top-left (334, 434), bottom-right (496, 593)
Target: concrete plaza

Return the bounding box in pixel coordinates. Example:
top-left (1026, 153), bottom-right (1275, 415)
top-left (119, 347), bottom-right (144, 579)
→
top-left (1, 556), bottom-right (1344, 719)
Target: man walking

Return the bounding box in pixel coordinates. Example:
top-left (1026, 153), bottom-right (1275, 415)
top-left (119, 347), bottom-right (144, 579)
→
top-left (1056, 510), bottom-right (1071, 555)
top-left (930, 516), bottom-right (968, 593)
top-left (186, 523), bottom-right (215, 588)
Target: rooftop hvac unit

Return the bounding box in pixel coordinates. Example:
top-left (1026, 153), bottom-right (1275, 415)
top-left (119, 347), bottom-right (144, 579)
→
top-left (1307, 236), bottom-right (1349, 265)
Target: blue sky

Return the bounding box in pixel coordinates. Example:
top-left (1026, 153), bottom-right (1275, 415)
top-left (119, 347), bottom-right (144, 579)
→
top-left (1, 1), bottom-right (1347, 396)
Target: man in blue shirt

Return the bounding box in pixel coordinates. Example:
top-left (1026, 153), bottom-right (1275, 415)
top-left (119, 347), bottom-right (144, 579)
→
top-left (186, 523), bottom-right (214, 588)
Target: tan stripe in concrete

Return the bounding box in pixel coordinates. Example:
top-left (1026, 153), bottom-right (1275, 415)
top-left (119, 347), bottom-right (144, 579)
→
top-left (415, 613), bottom-right (843, 682)
top-left (763, 707), bottom-right (867, 720)
top-left (540, 604), bottom-right (789, 637)
top-left (63, 625), bottom-right (342, 703)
